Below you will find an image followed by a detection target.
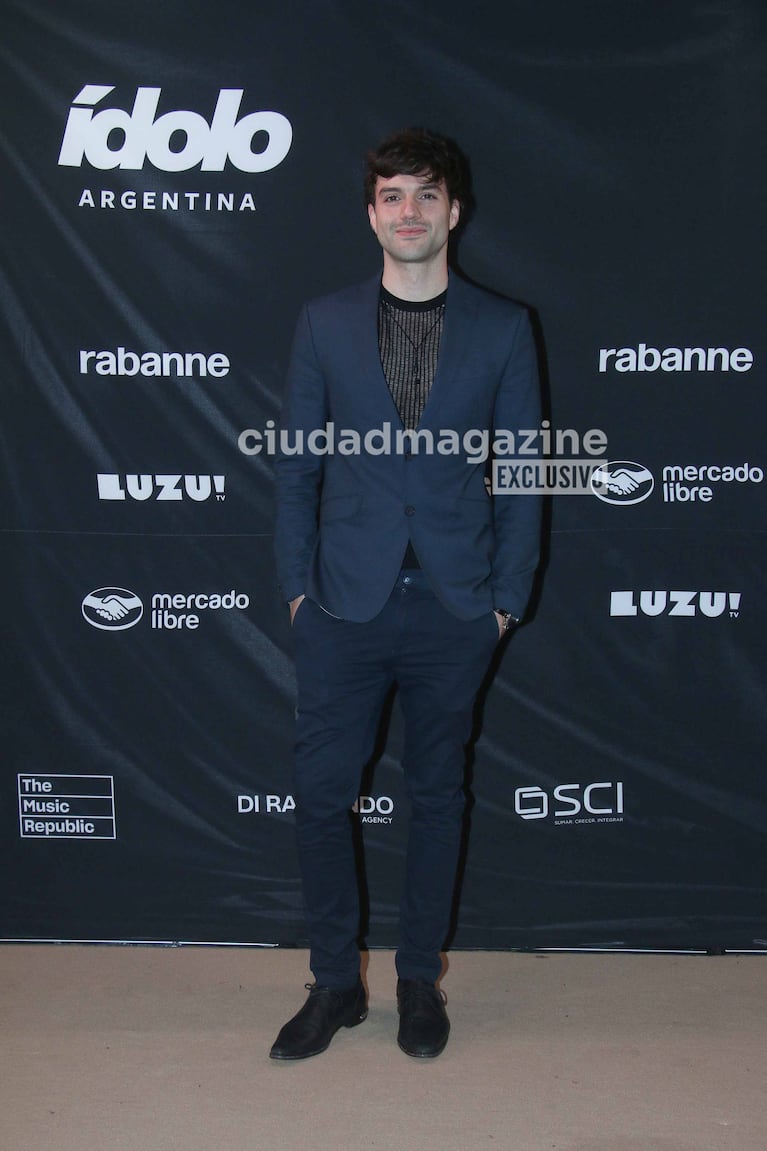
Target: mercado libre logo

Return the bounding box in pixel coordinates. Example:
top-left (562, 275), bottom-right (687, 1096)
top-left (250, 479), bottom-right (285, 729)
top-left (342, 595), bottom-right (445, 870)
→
top-left (82, 587), bottom-right (250, 631)
top-left (82, 588), bottom-right (143, 631)
top-left (591, 459), bottom-right (764, 507)
top-left (590, 461), bottom-right (654, 505)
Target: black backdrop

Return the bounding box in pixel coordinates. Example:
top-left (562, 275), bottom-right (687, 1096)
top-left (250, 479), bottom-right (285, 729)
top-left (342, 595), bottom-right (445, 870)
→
top-left (3, 0), bottom-right (766, 950)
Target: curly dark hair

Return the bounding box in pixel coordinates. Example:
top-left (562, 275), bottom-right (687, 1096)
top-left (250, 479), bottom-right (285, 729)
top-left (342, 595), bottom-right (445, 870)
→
top-left (364, 128), bottom-right (473, 220)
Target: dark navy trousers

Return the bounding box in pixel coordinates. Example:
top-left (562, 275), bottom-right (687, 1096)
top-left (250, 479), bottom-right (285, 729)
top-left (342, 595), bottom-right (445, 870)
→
top-left (291, 569), bottom-right (500, 988)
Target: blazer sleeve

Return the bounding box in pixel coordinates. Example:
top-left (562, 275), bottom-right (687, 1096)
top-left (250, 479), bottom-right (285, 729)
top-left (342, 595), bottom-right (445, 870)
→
top-left (273, 304), bottom-right (328, 602)
top-left (490, 308), bottom-right (542, 618)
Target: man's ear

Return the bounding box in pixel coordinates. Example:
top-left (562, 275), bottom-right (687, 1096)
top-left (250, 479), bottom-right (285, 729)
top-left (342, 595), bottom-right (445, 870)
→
top-left (367, 202), bottom-right (377, 232)
top-left (449, 200), bottom-right (460, 231)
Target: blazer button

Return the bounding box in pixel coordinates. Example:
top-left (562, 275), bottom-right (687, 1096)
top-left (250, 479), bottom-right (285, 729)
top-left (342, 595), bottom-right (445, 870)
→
top-left (405, 505), bottom-right (415, 516)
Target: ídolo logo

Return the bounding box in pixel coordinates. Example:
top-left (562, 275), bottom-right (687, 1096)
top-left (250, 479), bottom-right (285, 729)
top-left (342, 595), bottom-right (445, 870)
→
top-left (59, 86), bottom-right (292, 173)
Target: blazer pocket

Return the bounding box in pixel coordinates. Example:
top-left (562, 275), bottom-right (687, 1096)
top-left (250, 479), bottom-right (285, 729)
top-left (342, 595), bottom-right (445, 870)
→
top-left (319, 494), bottom-right (361, 522)
top-left (454, 493), bottom-right (492, 521)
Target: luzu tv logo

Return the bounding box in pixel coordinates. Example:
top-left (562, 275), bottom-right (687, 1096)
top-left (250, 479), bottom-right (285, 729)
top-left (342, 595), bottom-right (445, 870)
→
top-left (58, 86), bottom-right (293, 172)
top-left (610, 591), bottom-right (742, 618)
top-left (97, 474), bottom-right (226, 502)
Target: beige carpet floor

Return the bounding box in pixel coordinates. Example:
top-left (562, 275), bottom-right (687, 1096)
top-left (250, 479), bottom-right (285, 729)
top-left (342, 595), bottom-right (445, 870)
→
top-left (1, 944), bottom-right (763, 1151)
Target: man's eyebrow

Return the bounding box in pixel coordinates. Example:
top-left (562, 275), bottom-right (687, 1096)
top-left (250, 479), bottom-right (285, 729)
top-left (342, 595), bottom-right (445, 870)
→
top-left (377, 181), bottom-right (441, 196)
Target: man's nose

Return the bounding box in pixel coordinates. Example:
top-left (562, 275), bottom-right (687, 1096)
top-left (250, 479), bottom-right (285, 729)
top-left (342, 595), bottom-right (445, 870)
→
top-left (400, 197), bottom-right (420, 219)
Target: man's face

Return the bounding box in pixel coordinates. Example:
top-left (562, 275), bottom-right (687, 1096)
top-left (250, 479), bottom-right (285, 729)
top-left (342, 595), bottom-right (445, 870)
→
top-left (367, 173), bottom-right (460, 267)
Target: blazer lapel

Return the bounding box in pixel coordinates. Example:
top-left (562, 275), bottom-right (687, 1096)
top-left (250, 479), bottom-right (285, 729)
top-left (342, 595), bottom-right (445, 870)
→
top-left (418, 272), bottom-right (476, 430)
top-left (348, 274), bottom-right (406, 428)
top-left (347, 271), bottom-right (478, 432)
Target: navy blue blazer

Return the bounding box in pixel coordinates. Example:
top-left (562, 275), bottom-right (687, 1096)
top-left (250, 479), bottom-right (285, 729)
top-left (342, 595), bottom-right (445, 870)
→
top-left (274, 272), bottom-right (541, 622)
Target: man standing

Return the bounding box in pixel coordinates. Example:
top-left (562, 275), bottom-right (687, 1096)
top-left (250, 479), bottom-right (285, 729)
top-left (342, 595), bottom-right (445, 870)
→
top-left (271, 128), bottom-right (541, 1059)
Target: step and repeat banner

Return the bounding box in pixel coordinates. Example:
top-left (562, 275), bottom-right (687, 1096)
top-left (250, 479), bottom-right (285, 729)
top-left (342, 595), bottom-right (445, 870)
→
top-left (3, 1), bottom-right (765, 950)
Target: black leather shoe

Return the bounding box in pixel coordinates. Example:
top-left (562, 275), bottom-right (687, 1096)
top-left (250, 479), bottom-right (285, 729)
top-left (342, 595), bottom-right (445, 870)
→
top-left (396, 978), bottom-right (450, 1057)
top-left (269, 979), bottom-right (367, 1060)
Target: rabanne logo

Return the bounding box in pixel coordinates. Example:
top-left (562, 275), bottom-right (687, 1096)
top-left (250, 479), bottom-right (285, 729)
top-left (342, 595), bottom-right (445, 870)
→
top-left (598, 344), bottom-right (753, 373)
top-left (58, 85), bottom-right (292, 173)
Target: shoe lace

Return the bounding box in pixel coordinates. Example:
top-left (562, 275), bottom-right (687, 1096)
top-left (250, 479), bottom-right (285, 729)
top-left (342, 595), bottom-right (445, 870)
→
top-left (304, 982), bottom-right (350, 1003)
top-left (400, 980), bottom-right (447, 1015)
